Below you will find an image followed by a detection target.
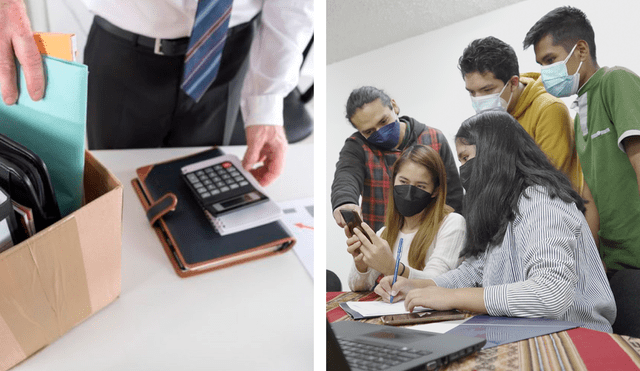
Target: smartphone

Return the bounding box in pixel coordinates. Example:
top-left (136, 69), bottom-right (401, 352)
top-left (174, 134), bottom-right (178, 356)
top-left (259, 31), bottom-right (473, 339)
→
top-left (381, 310), bottom-right (466, 326)
top-left (340, 209), bottom-right (372, 242)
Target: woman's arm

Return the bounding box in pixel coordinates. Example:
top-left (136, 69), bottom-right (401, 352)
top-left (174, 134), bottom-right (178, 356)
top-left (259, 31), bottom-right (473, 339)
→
top-left (405, 286), bottom-right (487, 313)
top-left (483, 191), bottom-right (580, 319)
top-left (408, 213), bottom-right (466, 280)
top-left (347, 260), bottom-right (380, 292)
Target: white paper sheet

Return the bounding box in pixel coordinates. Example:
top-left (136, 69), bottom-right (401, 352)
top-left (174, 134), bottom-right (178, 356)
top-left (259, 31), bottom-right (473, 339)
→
top-left (278, 198), bottom-right (314, 279)
top-left (410, 318), bottom-right (471, 334)
top-left (344, 300), bottom-right (431, 317)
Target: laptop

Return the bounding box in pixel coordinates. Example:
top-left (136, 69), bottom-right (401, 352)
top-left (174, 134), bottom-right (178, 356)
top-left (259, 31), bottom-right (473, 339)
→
top-left (327, 320), bottom-right (486, 371)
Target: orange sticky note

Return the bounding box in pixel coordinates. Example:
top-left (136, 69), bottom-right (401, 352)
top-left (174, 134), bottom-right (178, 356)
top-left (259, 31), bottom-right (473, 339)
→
top-left (33, 32), bottom-right (77, 62)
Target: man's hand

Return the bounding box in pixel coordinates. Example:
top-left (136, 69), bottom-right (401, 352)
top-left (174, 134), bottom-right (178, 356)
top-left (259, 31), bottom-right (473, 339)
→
top-left (333, 203), bottom-right (362, 228)
top-left (0, 0), bottom-right (44, 105)
top-left (242, 125), bottom-right (288, 187)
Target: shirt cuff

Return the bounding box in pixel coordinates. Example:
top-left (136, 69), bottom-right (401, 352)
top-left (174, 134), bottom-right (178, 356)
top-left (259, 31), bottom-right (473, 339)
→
top-left (617, 130), bottom-right (640, 152)
top-left (241, 94), bottom-right (284, 127)
top-left (484, 284), bottom-right (510, 317)
top-left (355, 266), bottom-right (371, 276)
top-left (432, 275), bottom-right (451, 288)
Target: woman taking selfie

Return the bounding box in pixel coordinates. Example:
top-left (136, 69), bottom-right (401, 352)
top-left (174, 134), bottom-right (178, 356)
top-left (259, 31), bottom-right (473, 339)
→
top-left (347, 144), bottom-right (465, 291)
top-left (375, 111), bottom-right (615, 332)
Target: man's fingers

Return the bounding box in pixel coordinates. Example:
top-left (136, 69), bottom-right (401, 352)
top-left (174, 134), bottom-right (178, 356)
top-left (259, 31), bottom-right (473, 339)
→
top-left (0, 0), bottom-right (44, 104)
top-left (243, 125), bottom-right (288, 187)
top-left (241, 128), bottom-right (264, 171)
top-left (256, 144), bottom-right (286, 186)
top-left (242, 145), bottom-right (263, 172)
top-left (0, 44), bottom-right (18, 105)
top-left (12, 34), bottom-right (43, 101)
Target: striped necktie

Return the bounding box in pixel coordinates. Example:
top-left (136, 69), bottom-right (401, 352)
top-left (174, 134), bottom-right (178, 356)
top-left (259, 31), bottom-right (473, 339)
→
top-left (181, 0), bottom-right (233, 102)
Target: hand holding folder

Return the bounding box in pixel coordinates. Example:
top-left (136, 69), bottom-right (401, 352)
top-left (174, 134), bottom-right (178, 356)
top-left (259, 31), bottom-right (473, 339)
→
top-left (0, 55), bottom-right (87, 216)
top-left (0, 4), bottom-right (45, 105)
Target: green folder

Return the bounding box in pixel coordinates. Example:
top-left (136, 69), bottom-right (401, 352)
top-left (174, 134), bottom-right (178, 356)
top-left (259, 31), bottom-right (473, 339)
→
top-left (0, 55), bottom-right (87, 216)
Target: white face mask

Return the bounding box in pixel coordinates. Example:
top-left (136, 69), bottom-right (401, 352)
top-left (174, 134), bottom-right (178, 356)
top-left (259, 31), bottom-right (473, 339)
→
top-left (470, 79), bottom-right (514, 114)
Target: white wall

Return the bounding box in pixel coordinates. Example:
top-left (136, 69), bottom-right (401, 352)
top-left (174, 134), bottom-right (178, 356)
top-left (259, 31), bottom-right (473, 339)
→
top-left (326, 0), bottom-right (640, 289)
top-left (44, 0), bottom-right (93, 63)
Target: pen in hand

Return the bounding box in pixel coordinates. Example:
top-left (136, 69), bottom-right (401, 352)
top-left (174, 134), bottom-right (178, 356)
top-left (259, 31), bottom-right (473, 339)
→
top-left (389, 238), bottom-right (403, 304)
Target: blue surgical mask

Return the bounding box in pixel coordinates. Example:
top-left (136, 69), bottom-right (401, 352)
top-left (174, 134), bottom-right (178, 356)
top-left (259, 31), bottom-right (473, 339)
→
top-left (470, 81), bottom-right (513, 114)
top-left (366, 119), bottom-right (401, 150)
top-left (540, 44), bottom-right (584, 98)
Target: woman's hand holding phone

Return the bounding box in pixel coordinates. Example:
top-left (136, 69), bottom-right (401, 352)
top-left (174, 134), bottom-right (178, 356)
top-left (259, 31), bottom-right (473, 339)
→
top-left (345, 225), bottom-right (369, 273)
top-left (354, 223), bottom-right (396, 276)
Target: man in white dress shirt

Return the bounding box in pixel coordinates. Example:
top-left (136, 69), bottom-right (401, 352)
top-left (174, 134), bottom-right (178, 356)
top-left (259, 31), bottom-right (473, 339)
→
top-left (0, 0), bottom-right (313, 186)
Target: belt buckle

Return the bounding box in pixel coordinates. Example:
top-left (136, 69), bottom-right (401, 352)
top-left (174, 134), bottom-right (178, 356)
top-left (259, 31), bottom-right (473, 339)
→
top-left (154, 38), bottom-right (164, 55)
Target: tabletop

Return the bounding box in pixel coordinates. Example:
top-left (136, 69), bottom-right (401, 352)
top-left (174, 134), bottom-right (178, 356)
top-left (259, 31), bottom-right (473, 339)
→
top-left (327, 291), bottom-right (640, 370)
top-left (13, 144), bottom-right (314, 371)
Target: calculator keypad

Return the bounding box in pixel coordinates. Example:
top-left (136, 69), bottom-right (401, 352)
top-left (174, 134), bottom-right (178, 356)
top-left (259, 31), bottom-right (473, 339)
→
top-left (185, 162), bottom-right (250, 201)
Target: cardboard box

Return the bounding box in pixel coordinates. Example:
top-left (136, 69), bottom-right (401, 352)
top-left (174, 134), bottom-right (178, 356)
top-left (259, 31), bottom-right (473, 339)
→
top-left (0, 151), bottom-right (123, 371)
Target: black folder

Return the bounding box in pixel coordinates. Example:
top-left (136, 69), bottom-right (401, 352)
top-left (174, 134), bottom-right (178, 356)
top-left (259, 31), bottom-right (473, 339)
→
top-left (131, 148), bottom-right (295, 278)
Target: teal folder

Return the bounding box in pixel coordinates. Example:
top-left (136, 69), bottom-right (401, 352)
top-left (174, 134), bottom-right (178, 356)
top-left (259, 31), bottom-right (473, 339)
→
top-left (0, 55), bottom-right (87, 216)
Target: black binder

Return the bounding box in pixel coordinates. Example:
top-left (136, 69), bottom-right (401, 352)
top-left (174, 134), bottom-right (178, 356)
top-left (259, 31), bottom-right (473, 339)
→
top-left (131, 148), bottom-right (295, 277)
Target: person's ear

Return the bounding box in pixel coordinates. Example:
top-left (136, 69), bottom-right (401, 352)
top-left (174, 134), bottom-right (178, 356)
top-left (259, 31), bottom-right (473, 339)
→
top-left (391, 99), bottom-right (400, 116)
top-left (576, 40), bottom-right (590, 62)
top-left (431, 186), bottom-right (439, 198)
top-left (509, 75), bottom-right (519, 91)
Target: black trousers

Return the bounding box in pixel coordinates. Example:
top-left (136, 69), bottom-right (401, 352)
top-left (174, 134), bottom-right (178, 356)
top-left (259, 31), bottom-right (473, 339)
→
top-left (85, 16), bottom-right (257, 149)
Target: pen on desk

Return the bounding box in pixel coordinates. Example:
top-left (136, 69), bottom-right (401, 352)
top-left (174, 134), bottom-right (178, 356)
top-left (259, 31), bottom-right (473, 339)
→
top-left (389, 238), bottom-right (403, 304)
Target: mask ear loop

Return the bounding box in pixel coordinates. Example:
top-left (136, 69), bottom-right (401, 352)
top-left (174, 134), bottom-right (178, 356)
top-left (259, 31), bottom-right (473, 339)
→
top-left (563, 43), bottom-right (579, 64)
top-left (502, 77), bottom-right (515, 110)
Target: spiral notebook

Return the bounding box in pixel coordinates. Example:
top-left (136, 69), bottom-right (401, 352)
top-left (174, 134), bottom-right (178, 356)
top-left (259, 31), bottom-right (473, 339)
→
top-left (131, 148), bottom-right (295, 278)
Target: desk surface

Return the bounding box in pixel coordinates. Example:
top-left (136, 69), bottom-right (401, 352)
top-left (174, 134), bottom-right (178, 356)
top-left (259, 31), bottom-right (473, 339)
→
top-left (328, 291), bottom-right (640, 371)
top-left (14, 144), bottom-right (314, 371)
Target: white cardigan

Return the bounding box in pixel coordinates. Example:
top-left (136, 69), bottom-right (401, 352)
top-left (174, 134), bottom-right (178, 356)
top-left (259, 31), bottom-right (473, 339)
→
top-left (348, 213), bottom-right (466, 291)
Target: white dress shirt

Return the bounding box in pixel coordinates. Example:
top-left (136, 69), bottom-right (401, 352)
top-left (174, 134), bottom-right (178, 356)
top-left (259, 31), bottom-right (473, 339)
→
top-left (348, 213), bottom-right (466, 292)
top-left (83, 0), bottom-right (314, 128)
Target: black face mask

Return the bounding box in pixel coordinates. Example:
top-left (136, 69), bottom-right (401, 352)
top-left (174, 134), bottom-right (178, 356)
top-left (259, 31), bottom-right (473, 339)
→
top-left (393, 185), bottom-right (433, 217)
top-left (459, 157), bottom-right (476, 192)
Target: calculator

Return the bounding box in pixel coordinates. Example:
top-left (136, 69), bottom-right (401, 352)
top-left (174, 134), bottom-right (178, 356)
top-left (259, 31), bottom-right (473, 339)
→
top-left (181, 155), bottom-right (268, 216)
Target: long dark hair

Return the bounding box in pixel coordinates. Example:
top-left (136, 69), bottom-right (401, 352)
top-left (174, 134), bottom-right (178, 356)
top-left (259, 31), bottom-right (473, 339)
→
top-left (456, 111), bottom-right (585, 258)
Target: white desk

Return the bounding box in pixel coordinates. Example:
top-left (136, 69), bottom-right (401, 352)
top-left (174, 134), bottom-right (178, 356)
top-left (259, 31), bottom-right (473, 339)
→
top-left (13, 144), bottom-right (313, 371)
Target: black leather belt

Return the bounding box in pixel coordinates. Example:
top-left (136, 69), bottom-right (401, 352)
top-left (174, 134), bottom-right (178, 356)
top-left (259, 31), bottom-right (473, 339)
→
top-left (94, 16), bottom-right (190, 56)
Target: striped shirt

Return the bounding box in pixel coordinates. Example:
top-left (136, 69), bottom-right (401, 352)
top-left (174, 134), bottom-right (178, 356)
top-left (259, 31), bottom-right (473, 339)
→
top-left (433, 186), bottom-right (616, 333)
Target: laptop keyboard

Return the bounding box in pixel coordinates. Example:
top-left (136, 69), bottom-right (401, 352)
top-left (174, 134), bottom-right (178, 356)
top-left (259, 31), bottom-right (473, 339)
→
top-left (336, 337), bottom-right (432, 370)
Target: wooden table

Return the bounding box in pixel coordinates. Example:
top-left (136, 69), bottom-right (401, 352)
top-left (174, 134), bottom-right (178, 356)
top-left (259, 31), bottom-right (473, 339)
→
top-left (328, 291), bottom-right (640, 370)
